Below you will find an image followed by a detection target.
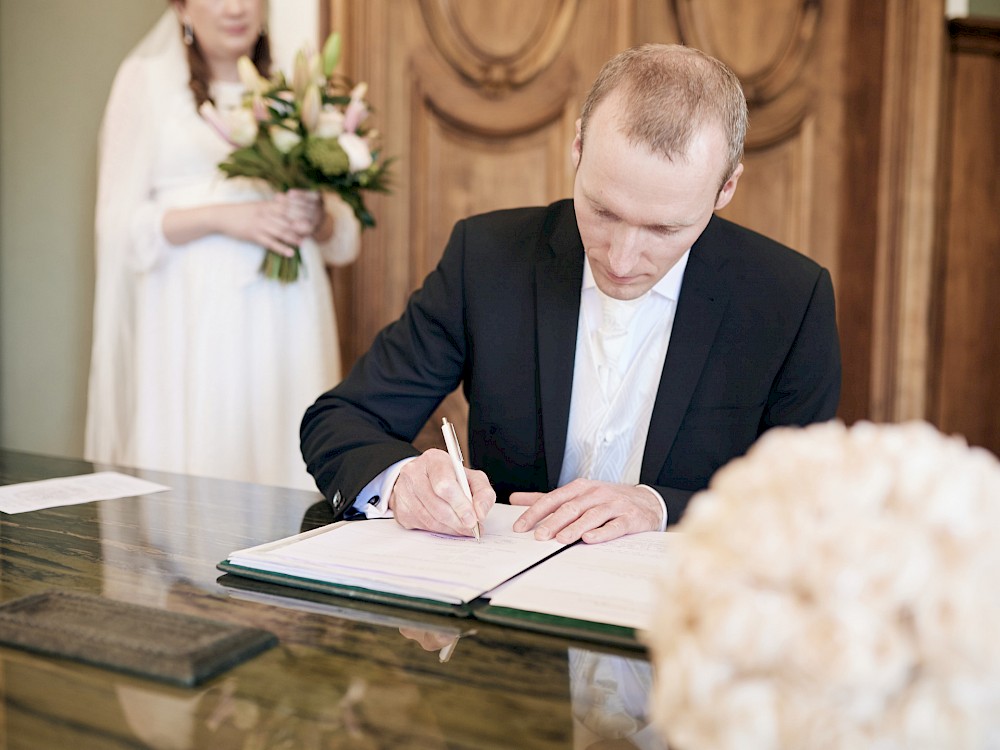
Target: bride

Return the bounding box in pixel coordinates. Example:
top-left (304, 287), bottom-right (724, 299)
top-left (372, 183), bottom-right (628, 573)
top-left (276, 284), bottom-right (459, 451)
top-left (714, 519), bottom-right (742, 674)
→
top-left (85, 0), bottom-right (360, 490)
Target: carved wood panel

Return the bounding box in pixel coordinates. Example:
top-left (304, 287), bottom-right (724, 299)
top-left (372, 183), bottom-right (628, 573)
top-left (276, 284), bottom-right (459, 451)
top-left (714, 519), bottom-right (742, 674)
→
top-left (325, 0), bottom-right (634, 447)
top-left (325, 0), bottom-right (898, 439)
top-left (329, 1), bottom-right (608, 356)
top-left (665, 0), bottom-right (853, 402)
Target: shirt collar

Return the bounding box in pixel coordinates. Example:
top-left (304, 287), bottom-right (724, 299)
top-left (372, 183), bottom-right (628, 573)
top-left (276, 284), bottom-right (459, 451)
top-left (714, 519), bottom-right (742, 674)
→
top-left (582, 249), bottom-right (691, 302)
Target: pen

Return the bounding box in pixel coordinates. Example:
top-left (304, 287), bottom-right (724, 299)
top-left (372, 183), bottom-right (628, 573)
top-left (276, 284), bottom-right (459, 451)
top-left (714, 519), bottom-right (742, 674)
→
top-left (438, 629), bottom-right (477, 663)
top-left (441, 417), bottom-right (482, 541)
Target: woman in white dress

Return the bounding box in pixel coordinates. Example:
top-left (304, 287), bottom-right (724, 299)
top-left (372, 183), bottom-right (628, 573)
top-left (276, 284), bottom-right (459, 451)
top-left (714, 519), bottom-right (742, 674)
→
top-left (85, 0), bottom-right (360, 490)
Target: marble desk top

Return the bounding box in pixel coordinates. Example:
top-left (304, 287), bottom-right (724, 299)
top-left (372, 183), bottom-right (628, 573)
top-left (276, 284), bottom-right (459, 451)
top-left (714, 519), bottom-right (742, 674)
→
top-left (0, 449), bottom-right (663, 750)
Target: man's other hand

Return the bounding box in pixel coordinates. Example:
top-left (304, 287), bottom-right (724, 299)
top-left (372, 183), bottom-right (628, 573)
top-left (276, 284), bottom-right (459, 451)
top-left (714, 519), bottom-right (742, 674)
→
top-left (510, 480), bottom-right (663, 543)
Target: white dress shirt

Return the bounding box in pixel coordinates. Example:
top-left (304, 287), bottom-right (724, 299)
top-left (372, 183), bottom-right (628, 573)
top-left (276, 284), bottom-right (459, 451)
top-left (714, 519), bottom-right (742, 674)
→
top-left (559, 253), bottom-right (689, 529)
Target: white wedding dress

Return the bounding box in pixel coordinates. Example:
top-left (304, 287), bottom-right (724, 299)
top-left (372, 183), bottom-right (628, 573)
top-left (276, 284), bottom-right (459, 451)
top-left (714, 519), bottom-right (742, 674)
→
top-left (85, 12), bottom-right (360, 491)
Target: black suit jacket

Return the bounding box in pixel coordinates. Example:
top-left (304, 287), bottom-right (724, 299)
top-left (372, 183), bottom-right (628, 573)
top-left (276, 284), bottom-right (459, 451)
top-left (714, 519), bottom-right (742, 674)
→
top-left (301, 199), bottom-right (841, 523)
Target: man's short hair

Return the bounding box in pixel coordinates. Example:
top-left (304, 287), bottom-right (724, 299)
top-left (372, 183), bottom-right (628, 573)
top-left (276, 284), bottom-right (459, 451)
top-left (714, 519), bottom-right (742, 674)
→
top-left (579, 44), bottom-right (748, 188)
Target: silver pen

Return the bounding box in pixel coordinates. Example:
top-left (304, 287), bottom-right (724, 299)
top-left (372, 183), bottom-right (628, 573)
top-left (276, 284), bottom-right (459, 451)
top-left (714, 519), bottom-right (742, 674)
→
top-left (441, 417), bottom-right (482, 541)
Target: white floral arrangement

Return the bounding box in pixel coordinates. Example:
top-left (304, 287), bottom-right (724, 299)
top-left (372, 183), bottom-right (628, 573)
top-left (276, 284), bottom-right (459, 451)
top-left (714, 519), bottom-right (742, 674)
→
top-left (646, 420), bottom-right (1000, 750)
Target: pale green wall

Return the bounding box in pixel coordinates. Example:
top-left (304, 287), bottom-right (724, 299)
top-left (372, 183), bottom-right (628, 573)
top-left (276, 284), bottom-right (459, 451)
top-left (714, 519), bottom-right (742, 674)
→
top-left (0, 1), bottom-right (164, 457)
top-left (0, 1), bottom-right (317, 461)
top-left (970, 0), bottom-right (1000, 15)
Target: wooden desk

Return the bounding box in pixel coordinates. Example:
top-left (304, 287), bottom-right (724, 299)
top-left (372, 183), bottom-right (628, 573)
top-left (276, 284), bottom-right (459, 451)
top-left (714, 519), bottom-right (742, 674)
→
top-left (0, 450), bottom-right (661, 749)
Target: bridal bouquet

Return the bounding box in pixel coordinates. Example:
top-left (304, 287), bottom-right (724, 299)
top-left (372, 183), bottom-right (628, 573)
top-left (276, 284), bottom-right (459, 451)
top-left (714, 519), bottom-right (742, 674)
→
top-left (201, 33), bottom-right (390, 282)
top-left (645, 421), bottom-right (1000, 750)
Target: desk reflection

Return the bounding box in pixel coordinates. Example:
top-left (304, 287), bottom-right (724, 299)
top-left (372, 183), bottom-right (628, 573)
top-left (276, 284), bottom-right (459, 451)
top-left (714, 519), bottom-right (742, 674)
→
top-left (569, 649), bottom-right (661, 750)
top-left (97, 472), bottom-right (318, 607)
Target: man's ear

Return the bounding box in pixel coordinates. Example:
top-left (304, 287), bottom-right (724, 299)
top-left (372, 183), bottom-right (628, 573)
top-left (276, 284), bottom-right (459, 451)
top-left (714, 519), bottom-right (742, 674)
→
top-left (571, 118), bottom-right (583, 170)
top-left (714, 162), bottom-right (744, 211)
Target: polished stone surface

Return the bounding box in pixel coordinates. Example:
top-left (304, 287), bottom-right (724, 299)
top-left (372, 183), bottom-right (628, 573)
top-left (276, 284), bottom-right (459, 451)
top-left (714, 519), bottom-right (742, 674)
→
top-left (0, 450), bottom-right (662, 749)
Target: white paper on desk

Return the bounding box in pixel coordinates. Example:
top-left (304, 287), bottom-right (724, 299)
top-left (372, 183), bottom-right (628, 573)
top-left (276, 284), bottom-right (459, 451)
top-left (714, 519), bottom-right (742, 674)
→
top-left (0, 471), bottom-right (170, 514)
top-left (226, 503), bottom-right (567, 605)
top-left (486, 532), bottom-right (672, 630)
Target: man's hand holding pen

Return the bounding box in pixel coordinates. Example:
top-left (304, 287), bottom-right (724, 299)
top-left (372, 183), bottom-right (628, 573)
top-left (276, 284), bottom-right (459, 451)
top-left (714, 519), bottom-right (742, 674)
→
top-left (387, 419), bottom-right (661, 544)
top-left (388, 446), bottom-right (494, 538)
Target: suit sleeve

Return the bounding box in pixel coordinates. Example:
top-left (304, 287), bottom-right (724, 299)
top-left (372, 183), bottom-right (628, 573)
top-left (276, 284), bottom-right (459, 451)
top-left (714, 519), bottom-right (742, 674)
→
top-left (761, 267), bottom-right (841, 429)
top-left (300, 221), bottom-right (471, 517)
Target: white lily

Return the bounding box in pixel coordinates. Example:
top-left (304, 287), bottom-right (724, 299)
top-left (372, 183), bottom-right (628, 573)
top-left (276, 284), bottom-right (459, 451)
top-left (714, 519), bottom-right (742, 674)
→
top-left (301, 84), bottom-right (322, 133)
top-left (237, 56), bottom-right (268, 95)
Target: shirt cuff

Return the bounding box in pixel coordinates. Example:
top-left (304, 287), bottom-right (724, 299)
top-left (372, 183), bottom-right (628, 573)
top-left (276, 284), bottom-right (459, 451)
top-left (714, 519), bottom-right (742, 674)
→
top-left (636, 485), bottom-right (668, 532)
top-left (349, 457), bottom-right (416, 519)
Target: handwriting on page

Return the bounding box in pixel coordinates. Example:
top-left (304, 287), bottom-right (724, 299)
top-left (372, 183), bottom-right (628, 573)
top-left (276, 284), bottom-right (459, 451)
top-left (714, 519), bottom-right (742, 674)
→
top-left (280, 505), bottom-right (560, 584)
top-left (227, 504), bottom-right (567, 604)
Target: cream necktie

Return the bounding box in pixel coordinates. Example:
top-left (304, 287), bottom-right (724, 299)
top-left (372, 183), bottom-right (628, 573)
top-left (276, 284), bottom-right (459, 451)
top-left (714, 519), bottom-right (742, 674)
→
top-left (595, 294), bottom-right (639, 397)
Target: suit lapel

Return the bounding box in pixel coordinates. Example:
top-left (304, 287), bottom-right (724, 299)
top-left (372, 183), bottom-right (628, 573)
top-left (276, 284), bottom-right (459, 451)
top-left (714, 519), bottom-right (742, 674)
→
top-left (535, 202), bottom-right (585, 489)
top-left (640, 216), bottom-right (733, 482)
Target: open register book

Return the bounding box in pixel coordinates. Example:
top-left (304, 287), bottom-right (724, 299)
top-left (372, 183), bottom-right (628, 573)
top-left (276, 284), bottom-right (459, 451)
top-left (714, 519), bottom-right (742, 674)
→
top-left (218, 504), bottom-right (671, 647)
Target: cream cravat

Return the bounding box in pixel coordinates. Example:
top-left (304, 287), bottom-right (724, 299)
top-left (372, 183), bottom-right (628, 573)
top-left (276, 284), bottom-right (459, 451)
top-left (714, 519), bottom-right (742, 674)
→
top-left (595, 294), bottom-right (640, 397)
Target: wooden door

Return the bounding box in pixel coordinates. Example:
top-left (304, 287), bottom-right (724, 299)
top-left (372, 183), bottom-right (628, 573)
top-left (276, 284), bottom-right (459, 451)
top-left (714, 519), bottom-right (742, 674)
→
top-left (323, 0), bottom-right (887, 445)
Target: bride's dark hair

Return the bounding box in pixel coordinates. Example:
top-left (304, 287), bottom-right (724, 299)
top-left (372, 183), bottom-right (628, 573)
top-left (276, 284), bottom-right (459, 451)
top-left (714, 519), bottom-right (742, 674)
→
top-left (176, 6), bottom-right (272, 108)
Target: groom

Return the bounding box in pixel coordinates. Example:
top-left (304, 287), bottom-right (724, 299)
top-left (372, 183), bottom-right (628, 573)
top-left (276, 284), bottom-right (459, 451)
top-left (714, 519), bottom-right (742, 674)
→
top-left (301, 43), bottom-right (841, 544)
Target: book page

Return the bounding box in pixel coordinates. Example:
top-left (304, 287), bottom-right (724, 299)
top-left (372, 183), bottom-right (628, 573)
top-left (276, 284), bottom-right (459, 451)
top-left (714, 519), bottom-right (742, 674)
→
top-left (486, 532), bottom-right (672, 630)
top-left (226, 504), bottom-right (566, 605)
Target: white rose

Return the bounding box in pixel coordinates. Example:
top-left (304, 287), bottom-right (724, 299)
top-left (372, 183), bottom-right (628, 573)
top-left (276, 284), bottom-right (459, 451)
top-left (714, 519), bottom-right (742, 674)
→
top-left (269, 124), bottom-right (302, 154)
top-left (337, 132), bottom-right (373, 172)
top-left (314, 106), bottom-right (345, 139)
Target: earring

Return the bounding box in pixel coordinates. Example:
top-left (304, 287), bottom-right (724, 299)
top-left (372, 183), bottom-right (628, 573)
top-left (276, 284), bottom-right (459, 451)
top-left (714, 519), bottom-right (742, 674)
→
top-left (183, 18), bottom-right (194, 46)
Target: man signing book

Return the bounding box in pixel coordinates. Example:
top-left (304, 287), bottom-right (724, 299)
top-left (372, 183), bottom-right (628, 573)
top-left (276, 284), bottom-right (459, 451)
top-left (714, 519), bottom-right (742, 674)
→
top-left (300, 43), bottom-right (841, 545)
